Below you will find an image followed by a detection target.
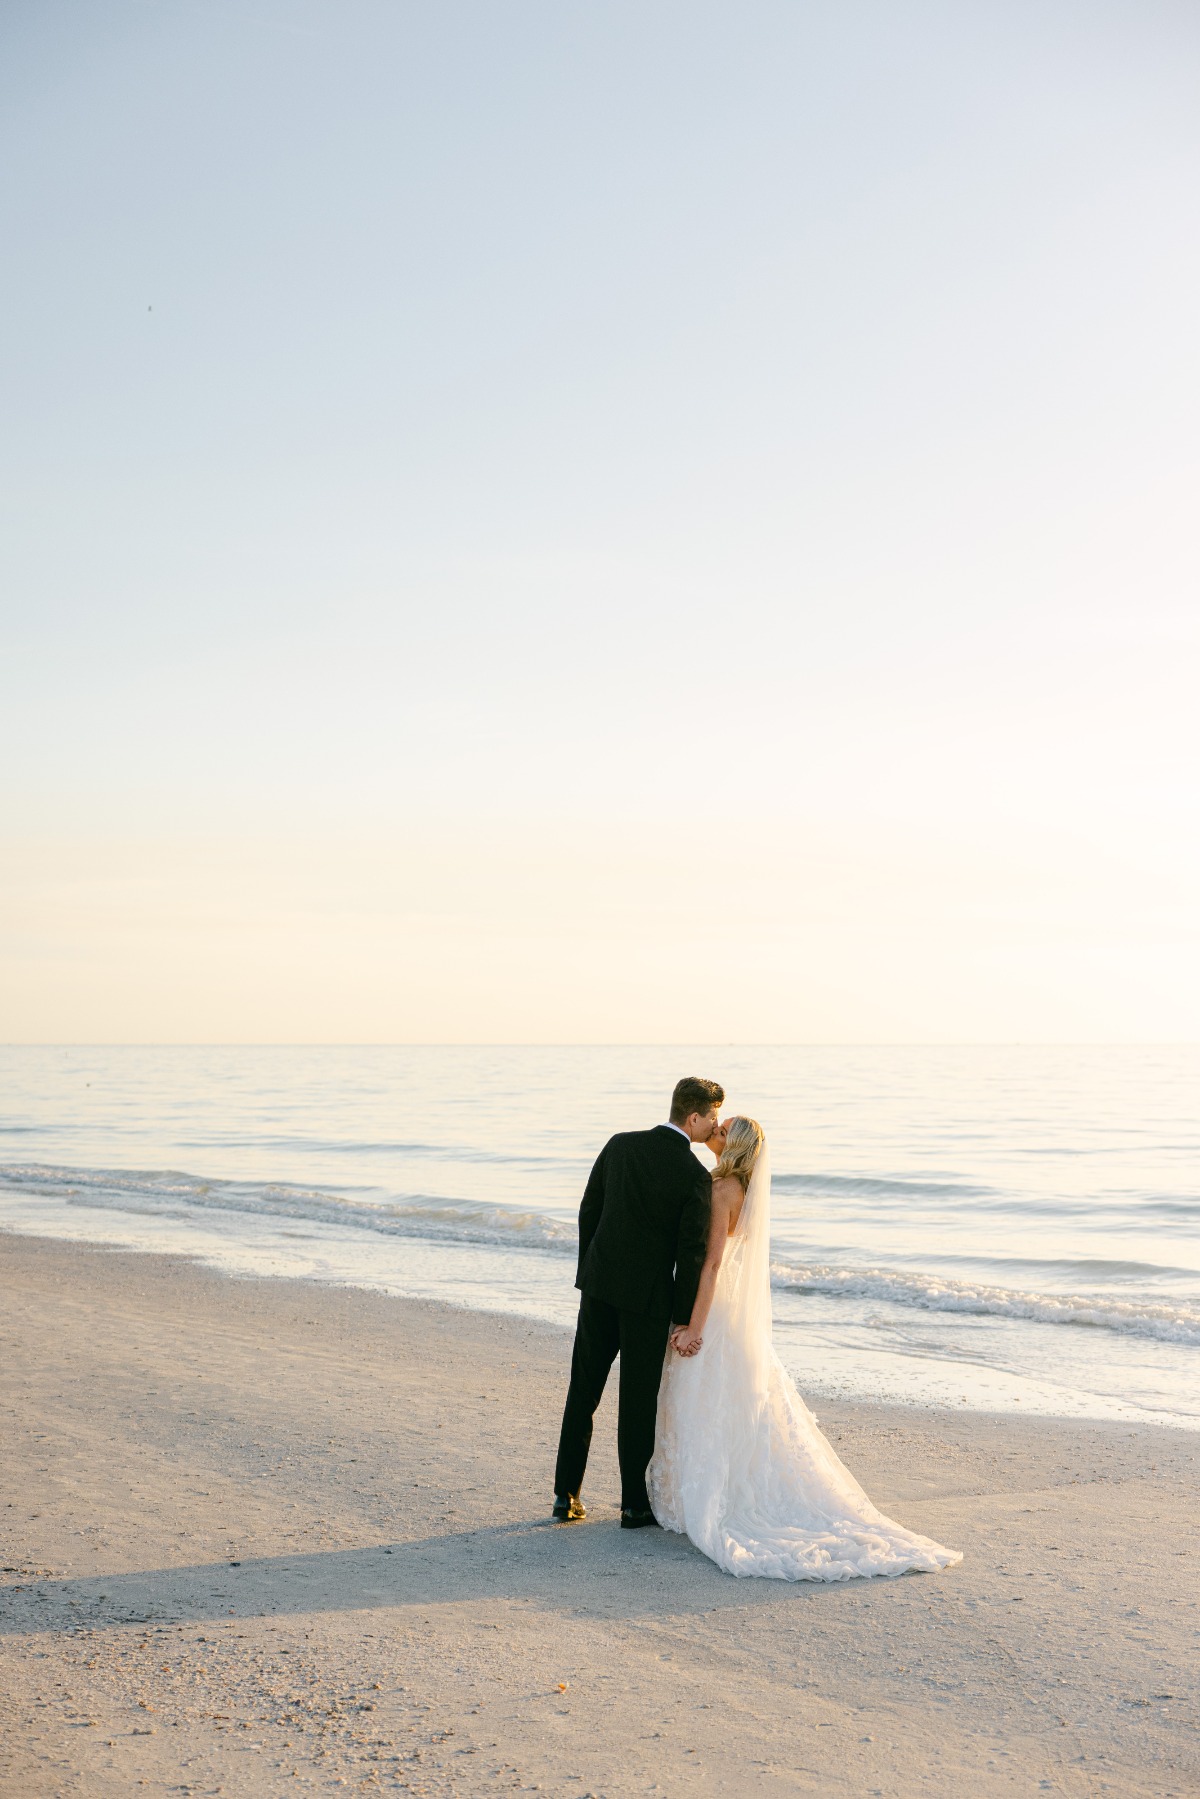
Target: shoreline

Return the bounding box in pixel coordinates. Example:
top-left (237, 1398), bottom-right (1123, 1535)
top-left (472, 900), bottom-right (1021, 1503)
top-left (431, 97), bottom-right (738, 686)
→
top-left (2, 1231), bottom-right (1198, 1796)
top-left (0, 1214), bottom-right (580, 1348)
top-left (3, 1209), bottom-right (1196, 1435)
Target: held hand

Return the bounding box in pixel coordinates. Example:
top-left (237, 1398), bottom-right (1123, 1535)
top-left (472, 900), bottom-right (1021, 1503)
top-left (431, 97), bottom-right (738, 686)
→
top-left (671, 1326), bottom-right (703, 1357)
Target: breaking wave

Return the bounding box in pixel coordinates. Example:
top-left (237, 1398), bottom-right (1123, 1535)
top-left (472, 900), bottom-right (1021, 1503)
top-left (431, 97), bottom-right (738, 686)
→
top-left (0, 1163), bottom-right (576, 1253)
top-left (770, 1261), bottom-right (1200, 1346)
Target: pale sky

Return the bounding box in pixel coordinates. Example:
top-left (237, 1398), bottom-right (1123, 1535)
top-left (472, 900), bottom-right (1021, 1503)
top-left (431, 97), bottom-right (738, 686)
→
top-left (3, 0), bottom-right (1199, 1042)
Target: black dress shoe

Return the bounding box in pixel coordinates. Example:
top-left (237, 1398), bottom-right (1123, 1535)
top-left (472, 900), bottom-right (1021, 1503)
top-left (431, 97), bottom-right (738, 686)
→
top-left (620, 1508), bottom-right (661, 1530)
top-left (551, 1493), bottom-right (586, 1522)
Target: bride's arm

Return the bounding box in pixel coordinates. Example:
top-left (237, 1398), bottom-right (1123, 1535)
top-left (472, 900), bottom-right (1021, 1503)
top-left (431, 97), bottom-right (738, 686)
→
top-left (671, 1177), bottom-right (739, 1356)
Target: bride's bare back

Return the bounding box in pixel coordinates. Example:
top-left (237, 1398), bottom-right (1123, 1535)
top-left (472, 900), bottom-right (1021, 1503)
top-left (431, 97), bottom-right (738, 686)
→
top-left (713, 1172), bottom-right (746, 1236)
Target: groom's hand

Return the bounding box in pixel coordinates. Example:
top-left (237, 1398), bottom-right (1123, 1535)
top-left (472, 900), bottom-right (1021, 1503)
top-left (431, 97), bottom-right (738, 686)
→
top-left (671, 1325), bottom-right (703, 1357)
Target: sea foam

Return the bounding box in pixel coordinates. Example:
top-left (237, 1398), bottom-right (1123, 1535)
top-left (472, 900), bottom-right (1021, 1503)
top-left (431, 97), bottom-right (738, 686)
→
top-left (770, 1260), bottom-right (1200, 1345)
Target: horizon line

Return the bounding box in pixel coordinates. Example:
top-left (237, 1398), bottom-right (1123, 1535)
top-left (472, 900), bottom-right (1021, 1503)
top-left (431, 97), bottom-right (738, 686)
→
top-left (2, 1042), bottom-right (1196, 1052)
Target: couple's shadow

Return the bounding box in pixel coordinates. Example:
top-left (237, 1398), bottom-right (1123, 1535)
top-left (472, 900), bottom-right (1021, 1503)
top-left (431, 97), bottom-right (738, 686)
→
top-left (0, 1514), bottom-right (836, 1637)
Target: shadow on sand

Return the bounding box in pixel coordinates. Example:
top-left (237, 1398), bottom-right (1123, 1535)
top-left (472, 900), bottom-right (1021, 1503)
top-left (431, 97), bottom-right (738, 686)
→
top-left (0, 1514), bottom-right (878, 1636)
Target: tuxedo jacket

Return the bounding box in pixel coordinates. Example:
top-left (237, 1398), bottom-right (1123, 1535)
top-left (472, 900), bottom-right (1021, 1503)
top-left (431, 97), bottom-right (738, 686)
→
top-left (574, 1125), bottom-right (712, 1326)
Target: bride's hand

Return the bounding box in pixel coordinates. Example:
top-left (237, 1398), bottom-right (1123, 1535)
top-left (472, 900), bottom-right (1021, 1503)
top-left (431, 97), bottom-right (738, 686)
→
top-left (672, 1326), bottom-right (703, 1357)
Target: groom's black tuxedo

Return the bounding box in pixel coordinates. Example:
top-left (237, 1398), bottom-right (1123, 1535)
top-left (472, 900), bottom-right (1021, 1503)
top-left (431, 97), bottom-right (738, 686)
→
top-left (555, 1125), bottom-right (712, 1513)
top-left (575, 1126), bottom-right (712, 1321)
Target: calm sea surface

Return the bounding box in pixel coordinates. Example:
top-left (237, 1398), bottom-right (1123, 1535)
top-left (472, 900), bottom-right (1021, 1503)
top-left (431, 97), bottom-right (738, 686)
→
top-left (1, 1046), bottom-right (1197, 1428)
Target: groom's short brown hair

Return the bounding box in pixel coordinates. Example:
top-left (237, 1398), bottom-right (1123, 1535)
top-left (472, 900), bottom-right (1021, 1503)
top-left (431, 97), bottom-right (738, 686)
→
top-left (669, 1076), bottom-right (725, 1124)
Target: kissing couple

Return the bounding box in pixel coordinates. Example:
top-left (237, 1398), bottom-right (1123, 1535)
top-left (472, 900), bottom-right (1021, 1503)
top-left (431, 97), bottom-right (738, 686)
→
top-left (553, 1077), bottom-right (961, 1581)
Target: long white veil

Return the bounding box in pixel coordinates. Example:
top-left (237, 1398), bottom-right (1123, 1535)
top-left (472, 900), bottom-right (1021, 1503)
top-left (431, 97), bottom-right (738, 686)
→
top-left (713, 1137), bottom-right (774, 1384)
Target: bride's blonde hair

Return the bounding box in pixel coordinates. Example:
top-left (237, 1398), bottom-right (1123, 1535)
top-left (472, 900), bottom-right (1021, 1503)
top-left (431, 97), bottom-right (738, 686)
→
top-left (713, 1115), bottom-right (764, 1190)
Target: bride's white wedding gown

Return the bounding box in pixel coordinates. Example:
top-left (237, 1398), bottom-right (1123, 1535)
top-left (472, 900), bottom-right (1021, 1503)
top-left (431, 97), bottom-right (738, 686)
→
top-left (647, 1145), bottom-right (962, 1581)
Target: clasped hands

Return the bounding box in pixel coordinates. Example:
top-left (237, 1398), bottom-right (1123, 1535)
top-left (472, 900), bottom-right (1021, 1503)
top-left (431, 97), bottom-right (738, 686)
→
top-left (670, 1324), bottom-right (703, 1358)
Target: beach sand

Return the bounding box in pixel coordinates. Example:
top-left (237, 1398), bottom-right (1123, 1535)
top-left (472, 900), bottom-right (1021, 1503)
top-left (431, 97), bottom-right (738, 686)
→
top-left (1, 1233), bottom-right (1196, 1797)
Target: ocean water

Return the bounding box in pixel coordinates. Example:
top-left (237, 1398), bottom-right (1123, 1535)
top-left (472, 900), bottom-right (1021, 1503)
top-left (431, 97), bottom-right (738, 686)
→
top-left (1, 1045), bottom-right (1197, 1429)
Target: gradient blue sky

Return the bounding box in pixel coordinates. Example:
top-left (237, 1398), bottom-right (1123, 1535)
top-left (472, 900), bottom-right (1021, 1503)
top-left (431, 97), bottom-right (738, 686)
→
top-left (3, 0), bottom-right (1199, 1041)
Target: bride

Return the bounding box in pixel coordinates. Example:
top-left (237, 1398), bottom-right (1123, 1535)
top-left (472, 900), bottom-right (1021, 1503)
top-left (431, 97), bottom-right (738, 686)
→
top-left (647, 1116), bottom-right (962, 1581)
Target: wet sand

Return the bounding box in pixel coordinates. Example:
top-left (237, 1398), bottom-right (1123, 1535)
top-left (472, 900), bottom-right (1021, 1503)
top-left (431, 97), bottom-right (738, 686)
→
top-left (1, 1231), bottom-right (1197, 1796)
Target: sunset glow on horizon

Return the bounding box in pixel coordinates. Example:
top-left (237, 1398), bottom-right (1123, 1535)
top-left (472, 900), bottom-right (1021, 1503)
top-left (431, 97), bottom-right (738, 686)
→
top-left (3, 1), bottom-right (1198, 1043)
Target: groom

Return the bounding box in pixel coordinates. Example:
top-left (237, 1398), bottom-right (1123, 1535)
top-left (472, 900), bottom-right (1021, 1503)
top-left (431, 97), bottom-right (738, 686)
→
top-left (552, 1076), bottom-right (723, 1529)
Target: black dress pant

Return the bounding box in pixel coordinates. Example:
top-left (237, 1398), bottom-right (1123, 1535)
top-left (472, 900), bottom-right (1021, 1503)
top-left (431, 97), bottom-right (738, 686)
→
top-left (554, 1291), bottom-right (672, 1512)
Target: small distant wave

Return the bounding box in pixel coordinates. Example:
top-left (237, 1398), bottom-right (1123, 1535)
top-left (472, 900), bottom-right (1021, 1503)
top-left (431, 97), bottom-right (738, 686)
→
top-left (0, 1163), bottom-right (576, 1255)
top-left (770, 1262), bottom-right (1200, 1346)
top-left (770, 1172), bottom-right (1189, 1221)
top-left (772, 1172), bottom-right (995, 1200)
top-left (1141, 1197), bottom-right (1200, 1218)
top-left (175, 1136), bottom-right (574, 1168)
